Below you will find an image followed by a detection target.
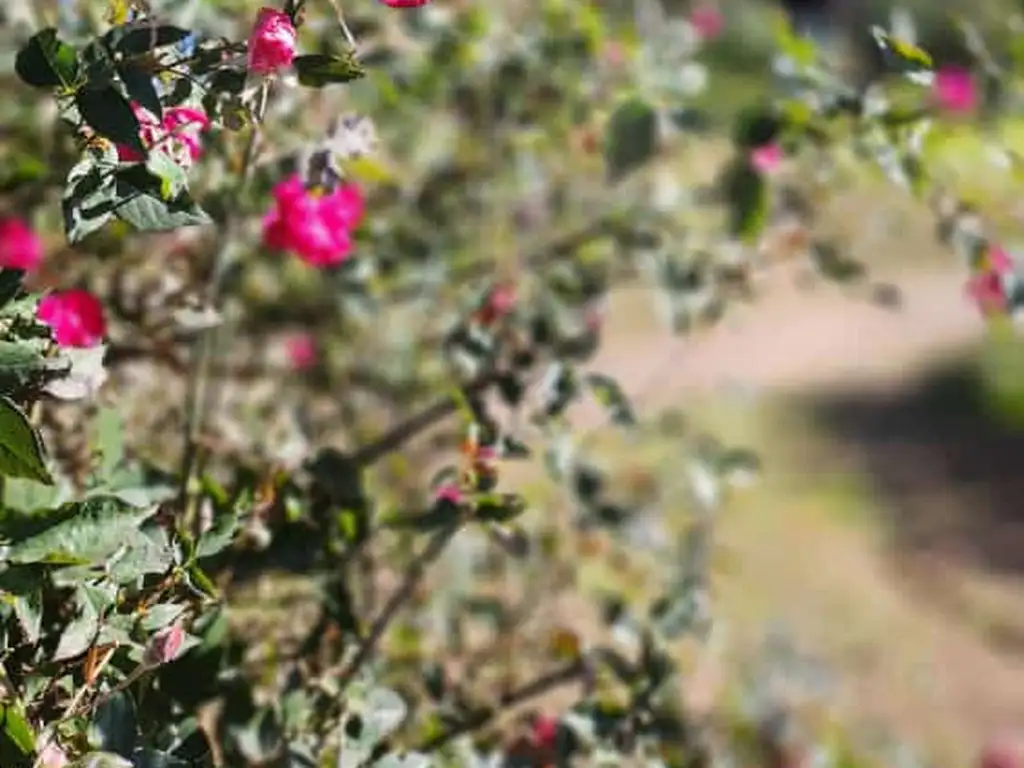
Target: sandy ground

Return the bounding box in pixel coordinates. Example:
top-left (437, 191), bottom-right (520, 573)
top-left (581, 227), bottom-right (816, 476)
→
top-left (550, 264), bottom-right (1024, 764)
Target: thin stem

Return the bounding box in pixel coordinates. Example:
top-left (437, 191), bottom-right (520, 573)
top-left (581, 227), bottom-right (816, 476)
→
top-left (404, 659), bottom-right (586, 756)
top-left (177, 121), bottom-right (261, 517)
top-left (336, 520), bottom-right (461, 689)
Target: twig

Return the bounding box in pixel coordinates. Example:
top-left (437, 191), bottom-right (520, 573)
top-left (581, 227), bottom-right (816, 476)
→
top-left (336, 521), bottom-right (461, 689)
top-left (403, 659), bottom-right (587, 756)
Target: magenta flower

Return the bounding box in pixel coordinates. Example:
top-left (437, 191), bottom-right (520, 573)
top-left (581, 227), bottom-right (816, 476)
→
top-left (0, 217), bottom-right (42, 271)
top-left (247, 7), bottom-right (298, 75)
top-left (262, 175), bottom-right (365, 267)
top-left (379, 0), bottom-right (431, 7)
top-left (988, 244), bottom-right (1013, 273)
top-left (117, 103), bottom-right (209, 168)
top-left (689, 4), bottom-right (724, 41)
top-left (933, 66), bottom-right (977, 114)
top-left (750, 143), bottom-right (782, 174)
top-left (37, 289), bottom-right (107, 349)
top-left (433, 483), bottom-right (464, 505)
top-left (285, 332), bottom-right (317, 370)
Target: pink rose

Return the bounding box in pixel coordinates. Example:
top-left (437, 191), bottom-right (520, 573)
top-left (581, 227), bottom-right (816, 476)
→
top-left (0, 217), bottom-right (43, 271)
top-left (144, 622), bottom-right (186, 666)
top-left (433, 483), bottom-right (464, 505)
top-left (689, 4), bottom-right (724, 41)
top-left (262, 175), bottom-right (365, 267)
top-left (750, 142), bottom-right (782, 174)
top-left (247, 7), bottom-right (298, 75)
top-left (117, 103), bottom-right (209, 168)
top-left (285, 332), bottom-right (317, 370)
top-left (934, 66), bottom-right (977, 114)
top-left (37, 289), bottom-right (107, 349)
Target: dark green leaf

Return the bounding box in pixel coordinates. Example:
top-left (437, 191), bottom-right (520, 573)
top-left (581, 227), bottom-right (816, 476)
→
top-left (5, 497), bottom-right (157, 565)
top-left (731, 105), bottom-right (783, 149)
top-left (195, 508), bottom-right (241, 560)
top-left (75, 86), bottom-right (145, 155)
top-left (118, 64), bottom-right (162, 120)
top-left (604, 96), bottom-right (659, 182)
top-left (12, 589), bottom-right (43, 643)
top-left (0, 270), bottom-right (24, 309)
top-left (0, 396), bottom-right (53, 485)
top-left (89, 691), bottom-right (137, 758)
top-left (15, 29), bottom-right (79, 88)
top-left (584, 372), bottom-right (636, 426)
top-left (106, 23), bottom-right (190, 56)
top-left (720, 156), bottom-right (768, 243)
top-left (293, 52), bottom-right (366, 87)
top-left (113, 166), bottom-right (211, 232)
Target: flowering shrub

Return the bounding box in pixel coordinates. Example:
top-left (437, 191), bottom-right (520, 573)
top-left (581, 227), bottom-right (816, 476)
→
top-left (0, 0), bottom-right (1019, 767)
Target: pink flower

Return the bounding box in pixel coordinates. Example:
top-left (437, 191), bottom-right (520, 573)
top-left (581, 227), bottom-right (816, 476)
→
top-left (989, 244), bottom-right (1013, 273)
top-left (0, 217), bottom-right (42, 271)
top-left (980, 739), bottom-right (1023, 768)
top-left (379, 0), bottom-right (431, 6)
top-left (37, 289), bottom-right (107, 348)
top-left (247, 7), bottom-right (298, 75)
top-left (38, 742), bottom-right (69, 768)
top-left (934, 66), bottom-right (977, 114)
top-left (966, 270), bottom-right (1007, 316)
top-left (285, 332), bottom-right (317, 370)
top-left (689, 4), bottom-right (724, 41)
top-left (530, 714), bottom-right (559, 750)
top-left (750, 142), bottom-right (782, 174)
top-left (603, 41), bottom-right (626, 68)
top-left (144, 622), bottom-right (186, 666)
top-left (262, 175), bottom-right (365, 267)
top-left (434, 483), bottom-right (464, 505)
top-left (117, 103), bottom-right (209, 168)
top-left (477, 282), bottom-right (517, 325)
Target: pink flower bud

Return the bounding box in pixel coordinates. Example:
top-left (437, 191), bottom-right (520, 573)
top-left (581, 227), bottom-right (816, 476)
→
top-left (750, 143), bottom-right (783, 175)
top-left (690, 4), bottom-right (724, 41)
top-left (144, 622), bottom-right (186, 666)
top-left (379, 0), bottom-right (431, 7)
top-left (285, 332), bottom-right (317, 371)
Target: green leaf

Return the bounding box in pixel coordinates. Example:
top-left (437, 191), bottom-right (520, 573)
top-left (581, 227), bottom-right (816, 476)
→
top-left (54, 583), bottom-right (114, 661)
top-left (118, 63), bottom-right (162, 120)
top-left (0, 341), bottom-right (47, 382)
top-left (12, 588), bottom-right (43, 643)
top-left (720, 156), bottom-right (768, 244)
top-left (145, 150), bottom-right (187, 200)
top-left (195, 508), bottom-right (241, 560)
top-left (0, 397), bottom-right (53, 485)
top-left (0, 270), bottom-right (24, 310)
top-left (106, 22), bottom-right (190, 56)
top-left (113, 166), bottom-right (210, 232)
top-left (584, 372), bottom-right (636, 426)
top-left (294, 52), bottom-right (366, 87)
top-left (731, 105), bottom-right (783, 150)
top-left (5, 497), bottom-right (157, 565)
top-left (88, 691), bottom-right (137, 758)
top-left (75, 86), bottom-right (145, 155)
top-left (14, 28), bottom-right (79, 89)
top-left (62, 146), bottom-right (121, 244)
top-left (0, 701), bottom-right (36, 761)
top-left (603, 96), bottom-right (659, 183)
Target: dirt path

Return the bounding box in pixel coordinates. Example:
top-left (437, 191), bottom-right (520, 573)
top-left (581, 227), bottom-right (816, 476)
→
top-left (562, 265), bottom-right (1024, 763)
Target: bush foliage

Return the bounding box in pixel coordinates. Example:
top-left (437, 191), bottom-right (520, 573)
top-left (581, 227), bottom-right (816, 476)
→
top-left (0, 0), bottom-right (1020, 767)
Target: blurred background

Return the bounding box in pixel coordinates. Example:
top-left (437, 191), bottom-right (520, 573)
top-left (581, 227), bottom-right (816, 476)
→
top-left (5, 0), bottom-right (1024, 765)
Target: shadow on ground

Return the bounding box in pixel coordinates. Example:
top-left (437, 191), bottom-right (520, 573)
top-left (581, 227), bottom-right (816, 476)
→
top-left (806, 356), bottom-right (1024, 589)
